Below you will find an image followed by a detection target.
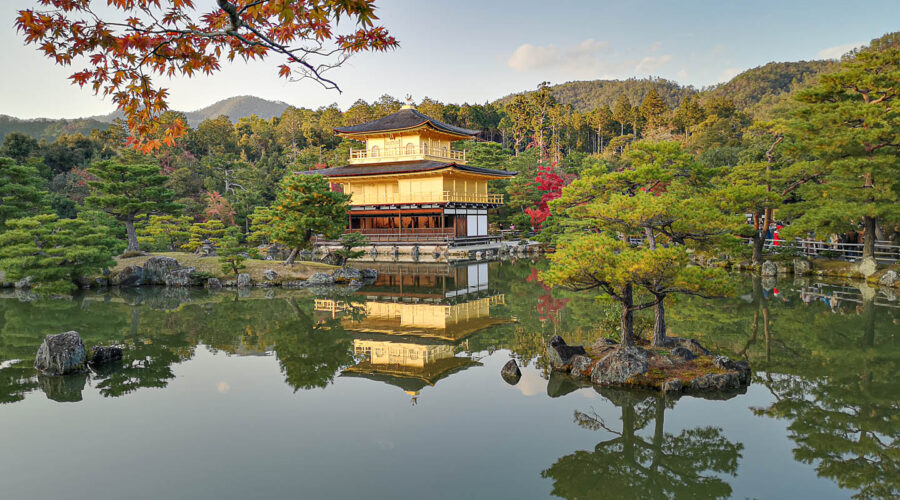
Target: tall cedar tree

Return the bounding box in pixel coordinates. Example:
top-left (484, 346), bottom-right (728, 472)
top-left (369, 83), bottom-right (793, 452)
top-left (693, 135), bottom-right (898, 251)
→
top-left (0, 157), bottom-right (48, 230)
top-left (16, 1), bottom-right (397, 150)
top-left (0, 214), bottom-right (123, 294)
top-left (640, 89), bottom-right (669, 130)
top-left (782, 35), bottom-right (900, 261)
top-left (260, 174), bottom-right (351, 264)
top-left (86, 162), bottom-right (181, 252)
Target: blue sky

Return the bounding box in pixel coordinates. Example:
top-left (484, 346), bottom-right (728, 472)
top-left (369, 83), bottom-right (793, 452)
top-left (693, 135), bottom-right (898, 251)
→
top-left (1, 0), bottom-right (898, 119)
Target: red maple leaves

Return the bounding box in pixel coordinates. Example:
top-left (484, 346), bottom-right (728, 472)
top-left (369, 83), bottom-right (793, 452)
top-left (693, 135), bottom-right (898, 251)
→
top-left (16, 1), bottom-right (397, 152)
top-left (525, 162), bottom-right (569, 229)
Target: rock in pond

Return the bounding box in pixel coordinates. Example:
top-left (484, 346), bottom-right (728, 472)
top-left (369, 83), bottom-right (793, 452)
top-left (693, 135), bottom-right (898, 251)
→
top-left (546, 335), bottom-right (587, 371)
top-left (689, 372), bottom-right (741, 392)
top-left (113, 265), bottom-right (143, 287)
top-left (569, 355), bottom-right (595, 378)
top-left (670, 346), bottom-right (696, 361)
top-left (590, 346), bottom-right (650, 386)
top-left (89, 346), bottom-right (123, 366)
top-left (142, 256), bottom-right (181, 284)
top-left (206, 278), bottom-right (222, 289)
top-left (263, 269), bottom-right (278, 281)
top-left (304, 272), bottom-right (335, 286)
top-left (332, 267), bottom-right (362, 283)
top-left (34, 331), bottom-right (87, 376)
top-left (713, 356), bottom-right (751, 385)
top-left (880, 270), bottom-right (899, 287)
top-left (662, 378), bottom-right (684, 395)
top-left (236, 273), bottom-right (252, 288)
top-left (500, 359), bottom-right (522, 385)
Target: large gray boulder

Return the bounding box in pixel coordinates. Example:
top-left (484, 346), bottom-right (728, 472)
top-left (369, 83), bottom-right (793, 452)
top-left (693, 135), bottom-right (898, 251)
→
top-left (500, 359), bottom-right (522, 385)
top-left (662, 378), bottom-right (684, 395)
top-left (142, 256), bottom-right (181, 284)
top-left (112, 265), bottom-right (143, 287)
top-left (713, 356), bottom-right (751, 385)
top-left (304, 272), bottom-right (335, 286)
top-left (263, 269), bottom-right (278, 281)
top-left (590, 347), bottom-right (650, 386)
top-left (670, 346), bottom-right (696, 361)
top-left (793, 258), bottom-right (812, 276)
top-left (206, 278), bottom-right (222, 289)
top-left (689, 372), bottom-right (741, 392)
top-left (332, 267), bottom-right (362, 283)
top-left (880, 270), bottom-right (899, 287)
top-left (164, 267), bottom-right (196, 287)
top-left (761, 261), bottom-right (777, 277)
top-left (546, 336), bottom-right (586, 371)
top-left (34, 331), bottom-right (87, 376)
top-left (570, 355), bottom-right (594, 378)
top-left (236, 273), bottom-right (252, 288)
top-left (14, 276), bottom-right (32, 289)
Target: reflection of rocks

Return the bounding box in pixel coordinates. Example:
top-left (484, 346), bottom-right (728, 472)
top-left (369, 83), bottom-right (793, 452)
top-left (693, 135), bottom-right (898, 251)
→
top-left (879, 270), bottom-right (898, 288)
top-left (90, 346), bottom-right (123, 366)
top-left (332, 267), bottom-right (361, 283)
top-left (237, 273), bottom-right (251, 288)
top-left (38, 372), bottom-right (87, 402)
top-left (501, 359), bottom-right (521, 385)
top-left (547, 371), bottom-right (590, 398)
top-left (34, 331), bottom-right (87, 376)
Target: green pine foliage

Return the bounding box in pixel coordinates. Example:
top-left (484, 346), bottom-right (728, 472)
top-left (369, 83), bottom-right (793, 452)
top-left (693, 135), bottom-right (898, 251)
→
top-left (0, 157), bottom-right (48, 230)
top-left (334, 232), bottom-right (369, 265)
top-left (86, 161), bottom-right (181, 252)
top-left (0, 214), bottom-right (123, 294)
top-left (183, 219), bottom-right (226, 252)
top-left (136, 215), bottom-right (192, 251)
top-left (217, 227), bottom-right (247, 276)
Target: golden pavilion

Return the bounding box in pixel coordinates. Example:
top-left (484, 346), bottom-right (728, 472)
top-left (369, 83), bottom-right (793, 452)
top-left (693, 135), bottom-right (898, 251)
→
top-left (311, 104), bottom-right (516, 245)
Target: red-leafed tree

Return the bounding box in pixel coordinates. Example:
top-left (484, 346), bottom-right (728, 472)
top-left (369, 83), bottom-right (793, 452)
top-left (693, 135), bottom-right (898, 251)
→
top-left (204, 190), bottom-right (236, 225)
top-left (16, 1), bottom-right (397, 152)
top-left (525, 162), bottom-right (568, 229)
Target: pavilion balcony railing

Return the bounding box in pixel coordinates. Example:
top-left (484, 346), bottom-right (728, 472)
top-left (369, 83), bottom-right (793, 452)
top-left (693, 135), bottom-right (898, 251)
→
top-left (348, 191), bottom-right (503, 205)
top-left (349, 145), bottom-right (466, 163)
top-left (344, 228), bottom-right (455, 243)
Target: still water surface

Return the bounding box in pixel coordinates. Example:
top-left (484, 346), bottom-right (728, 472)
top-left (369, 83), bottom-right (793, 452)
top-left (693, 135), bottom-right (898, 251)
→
top-left (0, 260), bottom-right (897, 499)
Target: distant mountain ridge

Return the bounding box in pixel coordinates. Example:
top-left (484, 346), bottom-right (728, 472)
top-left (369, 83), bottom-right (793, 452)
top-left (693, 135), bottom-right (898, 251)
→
top-left (91, 95), bottom-right (291, 128)
top-left (1, 59), bottom-right (836, 140)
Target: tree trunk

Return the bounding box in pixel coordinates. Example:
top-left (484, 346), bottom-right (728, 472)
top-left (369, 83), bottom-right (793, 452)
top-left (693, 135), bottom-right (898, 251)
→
top-left (751, 233), bottom-right (764, 265)
top-left (862, 215), bottom-right (876, 261)
top-left (620, 284), bottom-right (635, 346)
top-left (651, 294), bottom-right (667, 347)
top-left (124, 219), bottom-right (139, 252)
top-left (284, 247), bottom-right (299, 265)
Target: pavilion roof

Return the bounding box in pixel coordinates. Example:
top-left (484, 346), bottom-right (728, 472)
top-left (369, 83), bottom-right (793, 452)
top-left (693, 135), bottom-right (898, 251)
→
top-left (300, 160), bottom-right (516, 178)
top-left (333, 108), bottom-right (480, 138)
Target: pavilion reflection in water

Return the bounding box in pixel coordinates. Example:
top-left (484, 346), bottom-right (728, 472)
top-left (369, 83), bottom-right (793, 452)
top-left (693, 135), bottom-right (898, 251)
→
top-left (314, 262), bottom-right (510, 401)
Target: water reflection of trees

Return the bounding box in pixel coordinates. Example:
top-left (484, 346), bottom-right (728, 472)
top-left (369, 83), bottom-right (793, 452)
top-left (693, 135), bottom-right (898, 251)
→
top-left (667, 276), bottom-right (900, 500)
top-left (542, 389), bottom-right (743, 499)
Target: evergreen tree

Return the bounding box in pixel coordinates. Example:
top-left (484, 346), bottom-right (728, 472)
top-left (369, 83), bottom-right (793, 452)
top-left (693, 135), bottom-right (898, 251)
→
top-left (183, 220), bottom-right (226, 253)
top-left (86, 161), bottom-right (181, 252)
top-left (217, 227), bottom-right (247, 277)
top-left (782, 36), bottom-right (900, 261)
top-left (640, 88), bottom-right (670, 129)
top-left (0, 214), bottom-right (123, 294)
top-left (334, 232), bottom-right (369, 266)
top-left (136, 215), bottom-right (192, 251)
top-left (0, 157), bottom-right (48, 230)
top-left (255, 174), bottom-right (350, 265)
top-left (612, 95), bottom-right (632, 136)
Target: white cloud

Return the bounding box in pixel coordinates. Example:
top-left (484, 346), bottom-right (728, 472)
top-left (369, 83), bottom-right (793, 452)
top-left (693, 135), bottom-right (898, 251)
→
top-left (677, 68), bottom-right (689, 81)
top-left (718, 67), bottom-right (742, 82)
top-left (507, 38), bottom-right (612, 73)
top-left (817, 41), bottom-right (864, 59)
top-left (634, 54), bottom-right (673, 73)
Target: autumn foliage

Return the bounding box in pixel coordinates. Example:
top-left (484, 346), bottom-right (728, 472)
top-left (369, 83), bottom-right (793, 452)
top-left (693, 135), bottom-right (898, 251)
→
top-left (525, 162), bottom-right (569, 228)
top-left (16, 0), bottom-right (398, 152)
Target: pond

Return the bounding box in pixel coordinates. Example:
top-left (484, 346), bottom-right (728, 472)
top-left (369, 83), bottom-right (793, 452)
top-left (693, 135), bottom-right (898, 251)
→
top-left (0, 260), bottom-right (897, 499)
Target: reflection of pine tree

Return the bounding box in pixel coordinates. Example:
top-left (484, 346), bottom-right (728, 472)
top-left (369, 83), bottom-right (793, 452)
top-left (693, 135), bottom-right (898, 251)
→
top-left (542, 389), bottom-right (742, 499)
top-left (273, 298), bottom-right (354, 391)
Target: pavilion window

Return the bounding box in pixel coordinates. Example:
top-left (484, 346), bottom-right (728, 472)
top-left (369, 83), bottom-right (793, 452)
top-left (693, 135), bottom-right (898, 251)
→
top-left (406, 143), bottom-right (416, 155)
top-left (371, 145), bottom-right (380, 158)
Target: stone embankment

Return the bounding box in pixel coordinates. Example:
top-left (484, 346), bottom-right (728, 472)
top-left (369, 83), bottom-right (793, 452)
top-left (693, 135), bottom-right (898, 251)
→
top-left (526, 335), bottom-right (750, 398)
top-left (710, 255), bottom-right (900, 289)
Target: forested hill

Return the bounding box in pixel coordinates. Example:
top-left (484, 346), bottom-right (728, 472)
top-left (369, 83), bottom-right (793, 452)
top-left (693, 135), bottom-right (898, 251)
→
top-left (497, 60), bottom-right (836, 115)
top-left (0, 115), bottom-right (111, 142)
top-left (704, 60), bottom-right (838, 112)
top-left (500, 78), bottom-right (695, 112)
top-left (93, 95), bottom-right (291, 128)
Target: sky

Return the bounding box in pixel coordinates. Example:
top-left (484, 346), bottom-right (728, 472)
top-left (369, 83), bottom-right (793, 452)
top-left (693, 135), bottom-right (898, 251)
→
top-left (1, 0), bottom-right (898, 119)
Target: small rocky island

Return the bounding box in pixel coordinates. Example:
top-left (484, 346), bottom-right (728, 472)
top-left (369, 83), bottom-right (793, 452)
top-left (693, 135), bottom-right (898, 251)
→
top-left (519, 335), bottom-right (750, 397)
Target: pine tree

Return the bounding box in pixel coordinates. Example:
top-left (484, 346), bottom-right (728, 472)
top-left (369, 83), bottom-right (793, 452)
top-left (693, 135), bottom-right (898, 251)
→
top-left (86, 161), bottom-right (181, 252)
top-left (183, 220), bottom-right (226, 253)
top-left (217, 227), bottom-right (247, 276)
top-left (0, 157), bottom-right (48, 230)
top-left (137, 215), bottom-right (192, 251)
top-left (783, 35), bottom-right (900, 261)
top-left (640, 88), bottom-right (670, 129)
top-left (255, 174), bottom-right (351, 265)
top-left (334, 232), bottom-right (369, 266)
top-left (612, 95), bottom-right (632, 136)
top-left (0, 214), bottom-right (123, 294)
